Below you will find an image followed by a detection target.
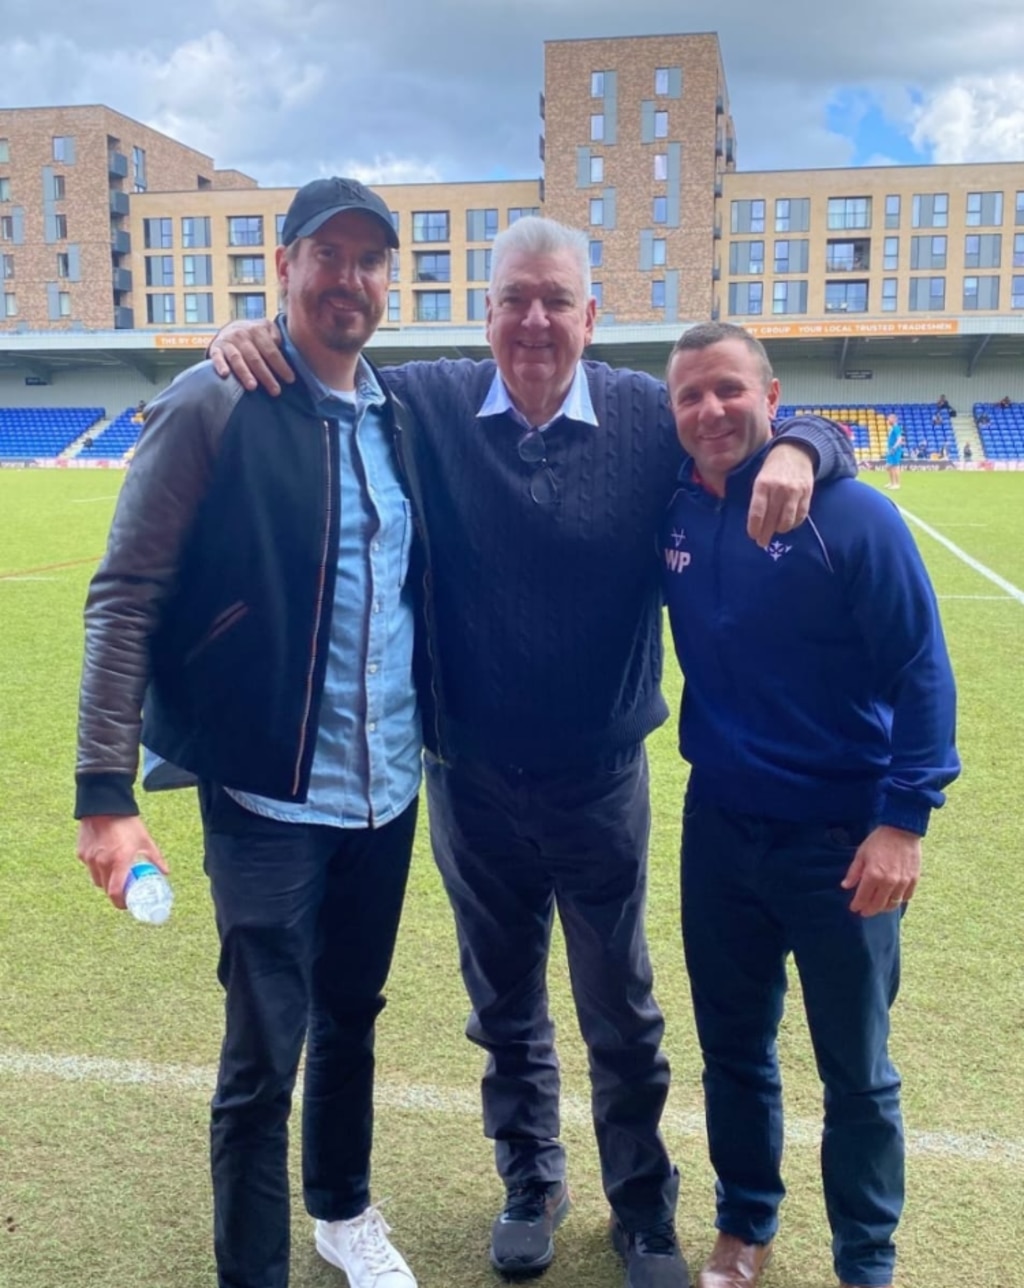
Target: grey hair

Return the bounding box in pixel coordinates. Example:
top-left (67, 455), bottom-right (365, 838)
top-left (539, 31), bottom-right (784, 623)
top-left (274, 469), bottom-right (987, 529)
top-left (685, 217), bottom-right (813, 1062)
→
top-left (489, 216), bottom-right (592, 299)
top-left (668, 322), bottom-right (774, 387)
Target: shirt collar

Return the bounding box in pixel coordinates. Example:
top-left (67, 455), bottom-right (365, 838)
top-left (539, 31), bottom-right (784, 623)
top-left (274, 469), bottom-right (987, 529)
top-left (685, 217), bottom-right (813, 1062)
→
top-left (280, 316), bottom-right (385, 411)
top-left (476, 361), bottom-right (598, 432)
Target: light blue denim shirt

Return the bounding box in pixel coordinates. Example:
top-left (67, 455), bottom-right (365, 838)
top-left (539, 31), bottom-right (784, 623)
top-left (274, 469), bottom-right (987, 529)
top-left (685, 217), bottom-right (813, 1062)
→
top-left (228, 326), bottom-right (421, 827)
top-left (476, 360), bottom-right (598, 431)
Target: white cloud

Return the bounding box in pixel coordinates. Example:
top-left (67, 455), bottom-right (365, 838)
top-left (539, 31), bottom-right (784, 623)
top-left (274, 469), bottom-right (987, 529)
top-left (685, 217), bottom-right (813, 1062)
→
top-left (910, 74), bottom-right (1024, 163)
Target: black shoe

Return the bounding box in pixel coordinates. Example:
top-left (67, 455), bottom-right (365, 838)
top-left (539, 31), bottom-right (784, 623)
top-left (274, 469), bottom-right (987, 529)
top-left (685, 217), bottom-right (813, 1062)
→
top-left (490, 1179), bottom-right (570, 1277)
top-left (611, 1216), bottom-right (691, 1288)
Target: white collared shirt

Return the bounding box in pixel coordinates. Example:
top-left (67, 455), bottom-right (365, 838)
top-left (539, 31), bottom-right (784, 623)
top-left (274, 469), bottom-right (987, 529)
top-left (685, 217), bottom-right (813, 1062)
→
top-left (476, 361), bottom-right (599, 432)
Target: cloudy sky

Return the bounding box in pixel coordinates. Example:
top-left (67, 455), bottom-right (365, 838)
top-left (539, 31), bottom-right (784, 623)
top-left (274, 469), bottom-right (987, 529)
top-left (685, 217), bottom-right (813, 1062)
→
top-left (3, 0), bottom-right (1024, 187)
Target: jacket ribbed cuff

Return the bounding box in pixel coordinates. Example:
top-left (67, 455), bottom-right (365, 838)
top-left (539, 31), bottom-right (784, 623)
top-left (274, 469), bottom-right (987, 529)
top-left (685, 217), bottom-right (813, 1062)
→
top-left (75, 772), bottom-right (139, 820)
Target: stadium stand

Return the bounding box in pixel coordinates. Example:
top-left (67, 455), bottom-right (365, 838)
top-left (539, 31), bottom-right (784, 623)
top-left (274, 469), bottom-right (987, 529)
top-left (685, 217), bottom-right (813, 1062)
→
top-left (776, 403), bottom-right (960, 463)
top-left (77, 408), bottom-right (146, 460)
top-left (0, 407), bottom-right (105, 459)
top-left (974, 403), bottom-right (1024, 460)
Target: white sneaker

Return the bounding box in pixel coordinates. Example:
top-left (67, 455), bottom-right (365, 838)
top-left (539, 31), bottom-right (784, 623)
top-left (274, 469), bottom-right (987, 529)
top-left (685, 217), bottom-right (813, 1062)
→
top-left (315, 1207), bottom-right (417, 1287)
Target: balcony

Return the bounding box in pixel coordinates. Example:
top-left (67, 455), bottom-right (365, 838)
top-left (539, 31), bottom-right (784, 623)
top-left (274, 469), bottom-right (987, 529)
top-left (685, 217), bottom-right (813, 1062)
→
top-left (113, 305), bottom-right (134, 329)
top-left (112, 267), bottom-right (133, 292)
top-left (715, 133), bottom-right (724, 157)
top-left (715, 94), bottom-right (724, 115)
top-left (713, 220), bottom-right (722, 240)
top-left (108, 151), bottom-right (128, 179)
top-left (538, 134), bottom-right (545, 161)
top-left (725, 137), bottom-right (736, 165)
top-left (826, 238), bottom-right (871, 273)
top-left (714, 179), bottom-right (723, 198)
top-left (109, 191), bottom-right (130, 216)
top-left (539, 91), bottom-right (545, 121)
top-left (111, 229), bottom-right (131, 255)
top-left (712, 264), bottom-right (721, 281)
top-left (229, 273), bottom-right (266, 287)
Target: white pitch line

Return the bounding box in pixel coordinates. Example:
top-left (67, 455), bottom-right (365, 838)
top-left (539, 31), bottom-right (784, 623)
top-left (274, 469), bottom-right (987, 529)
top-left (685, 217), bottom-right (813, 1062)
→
top-left (936, 594), bottom-right (1018, 601)
top-left (1, 1048), bottom-right (1021, 1167)
top-left (899, 507), bottom-right (1024, 606)
top-left (70, 494), bottom-right (119, 503)
top-left (0, 575), bottom-right (60, 582)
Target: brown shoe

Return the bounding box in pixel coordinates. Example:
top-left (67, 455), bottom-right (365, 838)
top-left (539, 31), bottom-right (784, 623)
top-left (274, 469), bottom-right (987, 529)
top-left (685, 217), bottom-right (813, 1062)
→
top-left (696, 1233), bottom-right (774, 1288)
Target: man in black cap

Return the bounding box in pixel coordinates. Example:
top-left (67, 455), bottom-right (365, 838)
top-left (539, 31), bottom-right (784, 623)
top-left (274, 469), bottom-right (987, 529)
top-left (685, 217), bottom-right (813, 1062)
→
top-left (75, 178), bottom-right (423, 1288)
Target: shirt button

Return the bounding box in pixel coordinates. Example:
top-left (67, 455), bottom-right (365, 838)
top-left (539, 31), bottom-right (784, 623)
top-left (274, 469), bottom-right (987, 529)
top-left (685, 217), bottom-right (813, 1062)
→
top-left (368, 721), bottom-right (378, 732)
top-left (373, 600), bottom-right (381, 613)
top-left (368, 663), bottom-right (379, 674)
top-left (372, 541), bottom-right (381, 552)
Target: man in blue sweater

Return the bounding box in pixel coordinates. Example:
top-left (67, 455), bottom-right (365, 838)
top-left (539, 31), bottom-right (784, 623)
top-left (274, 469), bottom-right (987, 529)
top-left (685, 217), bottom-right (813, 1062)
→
top-left (210, 219), bottom-right (854, 1288)
top-left (661, 323), bottom-right (959, 1288)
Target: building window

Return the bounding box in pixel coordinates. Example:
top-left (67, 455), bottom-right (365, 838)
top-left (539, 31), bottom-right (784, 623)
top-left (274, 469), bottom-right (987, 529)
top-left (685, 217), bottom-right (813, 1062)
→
top-left (466, 248), bottom-right (492, 281)
top-left (653, 111), bottom-right (668, 138)
top-left (0, 178), bottom-right (10, 202)
top-left (729, 240), bottom-right (764, 274)
top-left (414, 290), bottom-right (451, 322)
top-left (1, 253), bottom-right (12, 279)
top-left (965, 233), bottom-right (1002, 269)
top-left (963, 275), bottom-right (1000, 309)
top-left (183, 254), bottom-right (214, 287)
top-left (388, 289), bottom-right (401, 322)
top-left (824, 280), bottom-right (868, 312)
top-left (276, 213), bottom-right (287, 243)
top-left (56, 252), bottom-right (70, 278)
top-left (467, 287), bottom-right (486, 321)
top-left (728, 282), bottom-right (763, 316)
top-left (912, 194), bottom-right (948, 228)
top-left (774, 198), bottom-right (809, 233)
top-left (53, 213), bottom-right (67, 240)
top-left (0, 139), bottom-right (8, 164)
top-left (653, 196), bottom-right (668, 224)
top-left (882, 278), bottom-right (898, 312)
top-left (590, 198), bottom-right (604, 226)
top-left (590, 114), bottom-right (605, 142)
top-left (731, 200), bottom-right (765, 234)
top-left (231, 293), bottom-right (266, 320)
top-left (390, 252), bottom-right (400, 282)
top-left (827, 197), bottom-right (871, 230)
top-left (3, 290), bottom-right (16, 316)
top-left (508, 207), bottom-right (539, 224)
top-left (908, 277), bottom-right (945, 310)
top-left (826, 239), bottom-right (870, 272)
top-left (228, 216), bottom-right (263, 247)
top-left (146, 293), bottom-right (175, 324)
top-left (227, 255), bottom-right (263, 285)
top-left (182, 216), bottom-right (211, 248)
top-left (144, 218), bottom-right (172, 249)
top-left (772, 281), bottom-right (808, 315)
top-left (183, 293), bottom-right (214, 324)
top-left (389, 210), bottom-right (400, 238)
top-left (592, 282), bottom-right (603, 308)
top-left (653, 153), bottom-right (667, 181)
top-left (910, 235), bottom-right (947, 270)
top-left (58, 290), bottom-right (71, 316)
top-left (654, 67), bottom-right (670, 96)
top-left (966, 191), bottom-right (1003, 227)
top-left (414, 251), bottom-right (450, 283)
top-left (590, 155), bottom-right (604, 183)
top-left (1014, 233), bottom-right (1024, 268)
top-left (652, 237), bottom-right (667, 266)
top-left (52, 136), bottom-right (73, 162)
top-left (1016, 192), bottom-right (1024, 226)
top-left (132, 145), bottom-right (147, 192)
top-left (52, 174), bottom-right (66, 199)
top-left (1012, 276), bottom-right (1024, 308)
top-left (0, 216), bottom-right (13, 242)
top-left (415, 211), bottom-right (450, 242)
top-left (883, 237), bottom-right (899, 271)
top-left (591, 71), bottom-right (605, 97)
top-left (651, 279), bottom-right (666, 308)
top-left (885, 195), bottom-right (901, 229)
top-left (589, 239), bottom-right (602, 268)
top-left (145, 255), bottom-right (174, 287)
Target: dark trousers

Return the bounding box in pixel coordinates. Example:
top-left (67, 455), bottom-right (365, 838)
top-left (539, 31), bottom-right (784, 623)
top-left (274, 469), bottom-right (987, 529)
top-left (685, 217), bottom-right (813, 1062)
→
top-left (425, 748), bottom-right (676, 1231)
top-left (198, 783), bottom-right (418, 1288)
top-left (681, 797), bottom-right (904, 1287)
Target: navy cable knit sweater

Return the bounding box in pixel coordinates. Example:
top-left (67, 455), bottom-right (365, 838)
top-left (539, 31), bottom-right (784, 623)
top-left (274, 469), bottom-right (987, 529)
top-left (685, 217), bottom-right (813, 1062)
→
top-left (384, 357), bottom-right (849, 771)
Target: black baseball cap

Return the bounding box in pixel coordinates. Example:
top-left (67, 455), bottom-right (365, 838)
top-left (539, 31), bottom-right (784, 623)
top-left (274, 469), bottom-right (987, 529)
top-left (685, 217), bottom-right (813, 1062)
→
top-left (280, 176), bottom-right (399, 249)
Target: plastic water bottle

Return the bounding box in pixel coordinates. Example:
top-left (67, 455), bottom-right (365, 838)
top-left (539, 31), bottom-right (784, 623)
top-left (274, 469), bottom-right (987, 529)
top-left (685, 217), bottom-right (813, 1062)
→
top-left (123, 859), bottom-right (174, 925)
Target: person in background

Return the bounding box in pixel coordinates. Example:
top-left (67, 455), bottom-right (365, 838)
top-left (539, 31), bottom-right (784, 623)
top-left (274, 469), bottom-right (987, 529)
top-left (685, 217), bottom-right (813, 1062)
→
top-left (208, 217), bottom-right (856, 1288)
top-left (962, 441), bottom-right (974, 464)
top-left (884, 413), bottom-right (904, 489)
top-left (75, 177), bottom-right (424, 1288)
top-left (661, 322), bottom-right (959, 1288)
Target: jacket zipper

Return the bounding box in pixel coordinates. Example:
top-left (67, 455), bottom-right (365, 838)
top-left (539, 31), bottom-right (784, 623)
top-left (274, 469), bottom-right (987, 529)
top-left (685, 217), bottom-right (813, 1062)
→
top-left (291, 419), bottom-right (333, 796)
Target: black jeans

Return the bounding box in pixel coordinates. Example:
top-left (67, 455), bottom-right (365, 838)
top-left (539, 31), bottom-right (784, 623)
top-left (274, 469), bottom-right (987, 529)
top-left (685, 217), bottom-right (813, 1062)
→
top-left (425, 748), bottom-right (676, 1231)
top-left (198, 783), bottom-right (418, 1288)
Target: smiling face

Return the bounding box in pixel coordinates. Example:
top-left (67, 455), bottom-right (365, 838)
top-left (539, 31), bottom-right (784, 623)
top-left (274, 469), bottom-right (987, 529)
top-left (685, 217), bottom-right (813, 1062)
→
top-left (666, 338), bottom-right (780, 494)
top-left (276, 209), bottom-right (390, 380)
top-left (485, 248), bottom-right (596, 426)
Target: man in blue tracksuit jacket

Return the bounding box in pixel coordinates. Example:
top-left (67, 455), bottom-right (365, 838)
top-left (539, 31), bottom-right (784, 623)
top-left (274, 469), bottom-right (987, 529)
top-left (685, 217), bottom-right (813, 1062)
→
top-left (660, 323), bottom-right (959, 1288)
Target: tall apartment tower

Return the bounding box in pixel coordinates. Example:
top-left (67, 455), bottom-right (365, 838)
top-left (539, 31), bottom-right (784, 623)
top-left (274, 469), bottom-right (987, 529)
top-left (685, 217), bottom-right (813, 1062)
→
top-left (0, 105), bottom-right (255, 332)
top-left (542, 33), bottom-right (736, 325)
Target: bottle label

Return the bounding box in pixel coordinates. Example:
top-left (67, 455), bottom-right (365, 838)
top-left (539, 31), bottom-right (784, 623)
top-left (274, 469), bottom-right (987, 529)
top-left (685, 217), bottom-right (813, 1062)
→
top-left (125, 861), bottom-right (160, 892)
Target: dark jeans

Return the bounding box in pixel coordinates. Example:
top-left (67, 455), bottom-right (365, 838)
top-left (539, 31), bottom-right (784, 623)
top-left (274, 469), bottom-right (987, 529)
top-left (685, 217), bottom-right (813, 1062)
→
top-left (681, 796), bottom-right (904, 1287)
top-left (425, 748), bottom-right (676, 1231)
top-left (198, 783), bottom-right (418, 1288)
